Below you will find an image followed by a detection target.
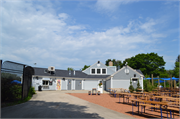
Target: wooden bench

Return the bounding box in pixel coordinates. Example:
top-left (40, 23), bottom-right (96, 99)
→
top-left (139, 103), bottom-right (159, 113)
top-left (167, 107), bottom-right (180, 111)
top-left (166, 107), bottom-right (180, 118)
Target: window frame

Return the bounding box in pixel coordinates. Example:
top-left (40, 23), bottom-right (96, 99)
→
top-left (97, 69), bottom-right (101, 74)
top-left (42, 80), bottom-right (49, 86)
top-left (102, 69), bottom-right (106, 74)
top-left (91, 69), bottom-right (95, 74)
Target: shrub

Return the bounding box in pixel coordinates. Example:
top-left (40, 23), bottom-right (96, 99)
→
top-left (143, 79), bottom-right (156, 92)
top-left (136, 79), bottom-right (142, 92)
top-left (129, 78), bottom-right (134, 93)
top-left (1, 76), bottom-right (22, 102)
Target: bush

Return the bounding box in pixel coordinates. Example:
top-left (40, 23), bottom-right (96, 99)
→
top-left (143, 79), bottom-right (156, 92)
top-left (129, 78), bottom-right (134, 93)
top-left (29, 87), bottom-right (36, 96)
top-left (1, 76), bottom-right (22, 102)
top-left (136, 79), bottom-right (142, 92)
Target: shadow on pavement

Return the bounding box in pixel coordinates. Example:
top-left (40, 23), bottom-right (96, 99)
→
top-left (1, 100), bottom-right (104, 118)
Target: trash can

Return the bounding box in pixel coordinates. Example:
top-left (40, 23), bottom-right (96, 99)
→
top-left (38, 85), bottom-right (42, 91)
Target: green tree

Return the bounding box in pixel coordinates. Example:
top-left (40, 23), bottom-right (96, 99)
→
top-left (105, 59), bottom-right (123, 70)
top-left (105, 59), bottom-right (112, 66)
top-left (1, 73), bottom-right (21, 81)
top-left (67, 67), bottom-right (74, 71)
top-left (122, 52), bottom-right (166, 77)
top-left (82, 65), bottom-right (90, 71)
top-left (173, 55), bottom-right (179, 78)
top-left (159, 71), bottom-right (169, 78)
top-left (166, 70), bottom-right (174, 77)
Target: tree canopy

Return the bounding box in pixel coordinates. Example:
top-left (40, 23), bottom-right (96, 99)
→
top-left (1, 72), bottom-right (21, 81)
top-left (105, 59), bottom-right (123, 70)
top-left (67, 67), bottom-right (74, 71)
top-left (173, 55), bottom-right (179, 78)
top-left (122, 53), bottom-right (166, 77)
top-left (82, 65), bottom-right (90, 71)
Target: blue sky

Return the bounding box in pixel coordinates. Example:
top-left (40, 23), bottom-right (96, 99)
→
top-left (0, 0), bottom-right (179, 70)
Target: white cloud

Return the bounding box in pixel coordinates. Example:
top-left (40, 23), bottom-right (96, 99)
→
top-left (0, 0), bottom-right (168, 70)
top-left (58, 13), bottom-right (69, 20)
top-left (95, 0), bottom-right (139, 12)
top-left (140, 18), bottom-right (156, 33)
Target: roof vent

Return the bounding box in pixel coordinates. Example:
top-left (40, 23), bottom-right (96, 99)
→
top-left (98, 61), bottom-right (100, 64)
top-left (48, 66), bottom-right (55, 71)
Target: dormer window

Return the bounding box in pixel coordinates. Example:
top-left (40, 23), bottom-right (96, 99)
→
top-left (91, 69), bottom-right (95, 74)
top-left (97, 69), bottom-right (101, 74)
top-left (102, 69), bottom-right (106, 74)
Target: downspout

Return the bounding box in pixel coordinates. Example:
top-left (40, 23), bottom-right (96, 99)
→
top-left (141, 76), bottom-right (143, 92)
top-left (111, 76), bottom-right (113, 88)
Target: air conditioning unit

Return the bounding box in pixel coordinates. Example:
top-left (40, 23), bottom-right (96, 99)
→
top-left (48, 66), bottom-right (55, 71)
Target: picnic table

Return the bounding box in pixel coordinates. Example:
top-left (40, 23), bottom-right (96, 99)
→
top-left (130, 98), bottom-right (179, 118)
top-left (154, 96), bottom-right (180, 102)
top-left (172, 94), bottom-right (180, 97)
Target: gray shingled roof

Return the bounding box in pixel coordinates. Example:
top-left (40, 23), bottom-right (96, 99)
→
top-left (135, 69), bottom-right (144, 76)
top-left (33, 67), bottom-right (110, 79)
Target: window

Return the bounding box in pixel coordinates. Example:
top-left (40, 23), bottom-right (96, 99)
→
top-left (91, 69), bottom-right (95, 74)
top-left (43, 80), bottom-right (49, 85)
top-left (134, 74), bottom-right (136, 77)
top-left (97, 69), bottom-right (101, 74)
top-left (102, 69), bottom-right (106, 74)
top-left (49, 81), bottom-right (53, 85)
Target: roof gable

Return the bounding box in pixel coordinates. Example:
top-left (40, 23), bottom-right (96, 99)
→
top-left (106, 65), bottom-right (144, 79)
top-left (82, 61), bottom-right (115, 73)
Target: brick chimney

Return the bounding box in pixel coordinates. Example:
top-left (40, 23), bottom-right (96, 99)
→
top-left (109, 61), bottom-right (113, 66)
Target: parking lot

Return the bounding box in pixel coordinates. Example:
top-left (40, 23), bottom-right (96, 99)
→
top-left (1, 90), bottom-right (135, 118)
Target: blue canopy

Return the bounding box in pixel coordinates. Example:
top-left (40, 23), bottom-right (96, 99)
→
top-left (143, 77), bottom-right (179, 80)
top-left (172, 77), bottom-right (179, 80)
top-left (160, 77), bottom-right (179, 81)
top-left (155, 80), bottom-right (165, 83)
top-left (144, 77), bottom-right (151, 80)
top-left (11, 80), bottom-right (21, 84)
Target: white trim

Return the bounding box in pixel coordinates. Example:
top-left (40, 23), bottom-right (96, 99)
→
top-left (111, 77), bottom-right (113, 88)
top-left (83, 61), bottom-right (115, 74)
top-left (113, 79), bottom-right (135, 81)
top-left (42, 80), bottom-right (49, 86)
top-left (97, 68), bottom-right (101, 74)
top-left (141, 76), bottom-right (143, 91)
top-left (32, 75), bottom-right (107, 80)
top-left (102, 68), bottom-right (107, 74)
top-left (82, 80), bottom-right (83, 89)
top-left (106, 65), bottom-right (144, 80)
top-left (66, 80), bottom-right (67, 90)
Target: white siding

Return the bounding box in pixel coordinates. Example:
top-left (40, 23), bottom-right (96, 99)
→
top-left (83, 80), bottom-right (99, 90)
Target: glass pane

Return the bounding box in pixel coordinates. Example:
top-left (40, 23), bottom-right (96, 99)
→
top-left (43, 81), bottom-right (45, 85)
top-left (97, 69), bottom-right (100, 74)
top-left (92, 69), bottom-right (95, 73)
top-left (102, 69), bottom-right (106, 73)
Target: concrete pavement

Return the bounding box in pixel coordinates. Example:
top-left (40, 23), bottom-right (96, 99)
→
top-left (1, 90), bottom-right (135, 118)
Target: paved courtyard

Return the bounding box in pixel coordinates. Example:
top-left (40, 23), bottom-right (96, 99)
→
top-left (1, 90), bottom-right (135, 118)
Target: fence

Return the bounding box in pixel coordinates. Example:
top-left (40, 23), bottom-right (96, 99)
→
top-left (1, 60), bottom-right (34, 100)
